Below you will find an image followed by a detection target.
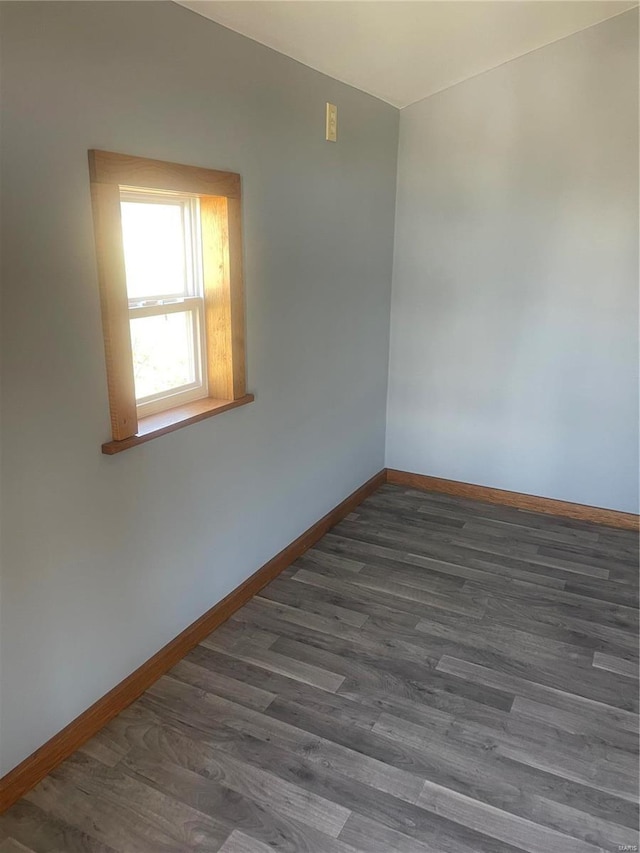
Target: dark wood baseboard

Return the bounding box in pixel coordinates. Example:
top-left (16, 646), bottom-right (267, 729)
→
top-left (0, 469), bottom-right (385, 814)
top-left (386, 469), bottom-right (639, 531)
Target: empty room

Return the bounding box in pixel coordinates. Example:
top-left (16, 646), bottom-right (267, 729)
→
top-left (0, 1), bottom-right (638, 851)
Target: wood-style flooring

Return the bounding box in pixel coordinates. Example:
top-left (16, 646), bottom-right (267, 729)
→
top-left (1, 484), bottom-right (638, 853)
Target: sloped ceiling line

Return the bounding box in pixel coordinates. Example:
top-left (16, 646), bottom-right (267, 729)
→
top-left (176, 1), bottom-right (637, 108)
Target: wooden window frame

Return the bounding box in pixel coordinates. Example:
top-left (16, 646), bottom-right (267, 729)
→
top-left (88, 150), bottom-right (253, 454)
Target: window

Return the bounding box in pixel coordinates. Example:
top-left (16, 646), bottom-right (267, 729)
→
top-left (120, 191), bottom-right (207, 416)
top-left (88, 151), bottom-right (252, 453)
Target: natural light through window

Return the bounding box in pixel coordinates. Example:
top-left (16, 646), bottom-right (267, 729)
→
top-left (90, 149), bottom-right (250, 451)
top-left (120, 190), bottom-right (207, 416)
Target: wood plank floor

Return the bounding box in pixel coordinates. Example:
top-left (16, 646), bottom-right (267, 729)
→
top-left (1, 484), bottom-right (638, 853)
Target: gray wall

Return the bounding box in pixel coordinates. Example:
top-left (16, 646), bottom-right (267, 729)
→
top-left (0, 1), bottom-right (398, 774)
top-left (386, 10), bottom-right (639, 513)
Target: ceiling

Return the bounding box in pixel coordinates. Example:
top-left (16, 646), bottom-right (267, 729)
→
top-left (177, 1), bottom-right (637, 108)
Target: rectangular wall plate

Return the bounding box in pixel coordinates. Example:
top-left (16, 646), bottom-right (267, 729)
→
top-left (326, 102), bottom-right (337, 142)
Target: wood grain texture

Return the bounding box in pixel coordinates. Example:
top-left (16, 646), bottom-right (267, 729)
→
top-left (226, 196), bottom-right (247, 400)
top-left (200, 194), bottom-right (246, 401)
top-left (201, 195), bottom-right (235, 401)
top-left (592, 652), bottom-right (639, 680)
top-left (0, 471), bottom-right (385, 814)
top-left (1, 481), bottom-right (637, 851)
top-left (89, 149), bottom-right (240, 198)
top-left (88, 180), bottom-right (138, 440)
top-left (386, 469), bottom-right (640, 530)
top-left (101, 394), bottom-right (254, 454)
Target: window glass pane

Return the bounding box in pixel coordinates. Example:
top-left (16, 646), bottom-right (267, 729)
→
top-left (121, 201), bottom-right (187, 299)
top-left (130, 311), bottom-right (197, 400)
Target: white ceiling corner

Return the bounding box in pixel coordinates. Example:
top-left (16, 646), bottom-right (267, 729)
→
top-left (176, 1), bottom-right (638, 108)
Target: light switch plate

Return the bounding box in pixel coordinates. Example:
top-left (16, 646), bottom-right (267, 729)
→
top-left (326, 103), bottom-right (337, 142)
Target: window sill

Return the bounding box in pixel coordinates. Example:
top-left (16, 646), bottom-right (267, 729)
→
top-left (101, 394), bottom-right (254, 455)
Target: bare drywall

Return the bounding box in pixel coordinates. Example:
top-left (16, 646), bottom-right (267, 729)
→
top-left (0, 1), bottom-right (398, 774)
top-left (386, 9), bottom-right (639, 513)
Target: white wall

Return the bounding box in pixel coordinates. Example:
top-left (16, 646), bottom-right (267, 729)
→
top-left (386, 10), bottom-right (639, 513)
top-left (0, 1), bottom-right (398, 774)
